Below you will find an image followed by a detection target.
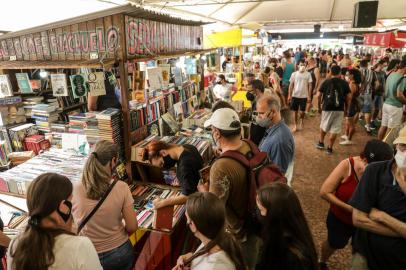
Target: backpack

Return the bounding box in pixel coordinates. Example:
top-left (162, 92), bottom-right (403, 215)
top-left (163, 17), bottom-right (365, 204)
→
top-left (324, 80), bottom-right (342, 109)
top-left (218, 139), bottom-right (286, 233)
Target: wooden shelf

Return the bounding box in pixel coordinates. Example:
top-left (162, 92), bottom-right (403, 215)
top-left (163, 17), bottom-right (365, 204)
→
top-left (58, 102), bottom-right (87, 112)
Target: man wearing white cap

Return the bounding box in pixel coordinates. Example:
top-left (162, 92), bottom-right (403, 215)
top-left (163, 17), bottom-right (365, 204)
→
top-left (202, 108), bottom-right (260, 270)
top-left (349, 127), bottom-right (406, 270)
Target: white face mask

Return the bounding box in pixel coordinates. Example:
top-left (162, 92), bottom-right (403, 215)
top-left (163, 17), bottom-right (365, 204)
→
top-left (395, 150), bottom-right (406, 170)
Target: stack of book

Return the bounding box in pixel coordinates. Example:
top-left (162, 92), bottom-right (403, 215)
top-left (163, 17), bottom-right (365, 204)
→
top-left (68, 112), bottom-right (97, 133)
top-left (182, 110), bottom-right (212, 129)
top-left (8, 151), bottom-right (35, 166)
top-left (0, 148), bottom-right (87, 195)
top-left (161, 136), bottom-right (212, 163)
top-left (31, 103), bottom-right (59, 132)
top-left (22, 96), bottom-right (44, 118)
top-left (96, 109), bottom-right (124, 159)
top-left (131, 183), bottom-right (185, 230)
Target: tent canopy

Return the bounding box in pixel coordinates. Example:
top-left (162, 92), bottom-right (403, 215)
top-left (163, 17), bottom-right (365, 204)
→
top-left (132, 0), bottom-right (406, 30)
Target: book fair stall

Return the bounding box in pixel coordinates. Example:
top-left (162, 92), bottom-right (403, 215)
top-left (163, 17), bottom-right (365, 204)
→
top-left (0, 4), bottom-right (215, 269)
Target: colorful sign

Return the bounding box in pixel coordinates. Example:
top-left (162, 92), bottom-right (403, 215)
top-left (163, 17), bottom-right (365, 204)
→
top-left (364, 31), bottom-right (406, 48)
top-left (87, 72), bottom-right (106, 96)
top-left (70, 74), bottom-right (88, 98)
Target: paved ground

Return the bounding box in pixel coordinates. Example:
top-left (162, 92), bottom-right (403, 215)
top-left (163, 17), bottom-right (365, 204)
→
top-left (290, 110), bottom-right (374, 270)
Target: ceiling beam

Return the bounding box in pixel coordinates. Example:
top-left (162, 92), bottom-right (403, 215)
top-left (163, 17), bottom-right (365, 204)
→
top-left (208, 0), bottom-right (235, 17)
top-left (329, 0), bottom-right (336, 21)
top-left (232, 0), bottom-right (263, 25)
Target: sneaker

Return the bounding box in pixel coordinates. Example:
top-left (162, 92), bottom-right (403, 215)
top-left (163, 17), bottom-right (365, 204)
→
top-left (369, 122), bottom-right (377, 130)
top-left (316, 142), bottom-right (325, 149)
top-left (340, 140), bottom-right (354, 145)
top-left (319, 262), bottom-right (328, 270)
top-left (326, 147), bottom-right (333, 155)
top-left (341, 134), bottom-right (349, 140)
top-left (364, 124), bottom-right (371, 133)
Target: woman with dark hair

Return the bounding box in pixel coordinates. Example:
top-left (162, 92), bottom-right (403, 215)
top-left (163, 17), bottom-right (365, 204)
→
top-left (385, 59), bottom-right (400, 79)
top-left (173, 192), bottom-right (245, 270)
top-left (8, 173), bottom-right (102, 270)
top-left (142, 140), bottom-right (203, 209)
top-left (319, 139), bottom-right (393, 270)
top-left (256, 182), bottom-right (318, 270)
top-left (72, 140), bottom-right (138, 270)
top-left (341, 68), bottom-right (362, 145)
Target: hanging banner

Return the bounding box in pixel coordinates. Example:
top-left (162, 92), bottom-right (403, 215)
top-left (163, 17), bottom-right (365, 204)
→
top-left (87, 72), bottom-right (106, 96)
top-left (364, 31), bottom-right (406, 48)
top-left (51, 74), bottom-right (69, 96)
top-left (70, 74), bottom-right (88, 98)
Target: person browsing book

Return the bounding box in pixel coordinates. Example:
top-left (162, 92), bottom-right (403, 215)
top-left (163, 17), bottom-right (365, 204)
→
top-left (143, 140), bottom-right (204, 209)
top-left (173, 192), bottom-right (245, 270)
top-left (71, 140), bottom-right (138, 270)
top-left (7, 173), bottom-right (102, 270)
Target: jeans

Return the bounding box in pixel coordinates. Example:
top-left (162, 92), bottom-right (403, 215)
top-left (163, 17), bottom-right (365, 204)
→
top-left (98, 240), bottom-right (134, 270)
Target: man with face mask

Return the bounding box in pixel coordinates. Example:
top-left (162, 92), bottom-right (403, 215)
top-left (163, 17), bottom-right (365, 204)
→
top-left (349, 127), bottom-right (406, 270)
top-left (288, 60), bottom-right (313, 132)
top-left (257, 96), bottom-right (295, 179)
top-left (201, 108), bottom-right (260, 270)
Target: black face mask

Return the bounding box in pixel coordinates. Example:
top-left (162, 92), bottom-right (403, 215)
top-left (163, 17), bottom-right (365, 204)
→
top-left (246, 91), bottom-right (256, 102)
top-left (57, 200), bottom-right (72, 223)
top-left (163, 155), bottom-right (177, 169)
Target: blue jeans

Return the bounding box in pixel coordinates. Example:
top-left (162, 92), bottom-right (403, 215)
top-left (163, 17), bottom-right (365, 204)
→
top-left (98, 240), bottom-right (134, 270)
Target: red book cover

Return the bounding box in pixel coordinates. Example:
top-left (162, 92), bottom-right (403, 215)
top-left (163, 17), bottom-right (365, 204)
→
top-left (153, 205), bottom-right (173, 231)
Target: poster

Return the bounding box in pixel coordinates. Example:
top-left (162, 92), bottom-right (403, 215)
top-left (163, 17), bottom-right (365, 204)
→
top-left (159, 64), bottom-right (171, 87)
top-left (87, 72), bottom-right (106, 97)
top-left (0, 75), bottom-right (13, 98)
top-left (147, 67), bottom-right (163, 90)
top-left (70, 74), bottom-right (88, 98)
top-left (16, 73), bottom-right (33, 93)
top-left (51, 74), bottom-right (69, 97)
top-left (185, 58), bottom-right (197, 75)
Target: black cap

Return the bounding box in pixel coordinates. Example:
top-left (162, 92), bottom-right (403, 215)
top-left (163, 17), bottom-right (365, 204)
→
top-left (362, 139), bottom-right (393, 163)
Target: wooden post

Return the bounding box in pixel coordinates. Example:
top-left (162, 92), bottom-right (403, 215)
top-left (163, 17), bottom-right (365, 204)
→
top-left (116, 14), bottom-right (132, 181)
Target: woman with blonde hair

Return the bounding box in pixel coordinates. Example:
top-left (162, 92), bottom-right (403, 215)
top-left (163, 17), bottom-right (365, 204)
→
top-left (72, 140), bottom-right (138, 270)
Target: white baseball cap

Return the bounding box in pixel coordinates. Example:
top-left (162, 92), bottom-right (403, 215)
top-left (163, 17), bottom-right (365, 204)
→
top-left (204, 108), bottom-right (241, 131)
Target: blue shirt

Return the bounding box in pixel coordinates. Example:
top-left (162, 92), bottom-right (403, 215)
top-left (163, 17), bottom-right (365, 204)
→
top-left (259, 121), bottom-right (295, 174)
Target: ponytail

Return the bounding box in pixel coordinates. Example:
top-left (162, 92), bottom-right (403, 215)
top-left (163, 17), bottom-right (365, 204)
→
top-left (183, 231), bottom-right (245, 270)
top-left (11, 226), bottom-right (73, 270)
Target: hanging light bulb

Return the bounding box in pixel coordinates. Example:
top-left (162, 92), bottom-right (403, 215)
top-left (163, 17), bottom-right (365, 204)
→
top-left (39, 69), bottom-right (48, 78)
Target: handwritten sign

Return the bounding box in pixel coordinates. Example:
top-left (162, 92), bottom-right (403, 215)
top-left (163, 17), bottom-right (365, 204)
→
top-left (51, 74), bottom-right (68, 96)
top-left (87, 72), bottom-right (106, 96)
top-left (70, 74), bottom-right (88, 98)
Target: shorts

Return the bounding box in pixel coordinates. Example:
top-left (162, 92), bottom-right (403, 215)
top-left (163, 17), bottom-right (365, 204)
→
top-left (282, 83), bottom-right (290, 97)
top-left (360, 93), bottom-right (372, 113)
top-left (382, 103), bottom-right (403, 129)
top-left (320, 111), bottom-right (344, 134)
top-left (290, 97), bottom-right (307, 112)
top-left (347, 103), bottom-right (359, 118)
top-left (373, 96), bottom-right (383, 111)
top-left (326, 210), bottom-right (355, 249)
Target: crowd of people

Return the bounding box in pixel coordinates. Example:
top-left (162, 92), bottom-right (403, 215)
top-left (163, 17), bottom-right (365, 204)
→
top-left (1, 47), bottom-right (406, 270)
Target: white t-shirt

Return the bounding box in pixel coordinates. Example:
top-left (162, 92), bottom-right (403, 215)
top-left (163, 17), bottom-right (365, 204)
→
top-left (289, 71), bottom-right (312, 98)
top-left (7, 234), bottom-right (102, 270)
top-left (191, 244), bottom-right (236, 270)
top-left (213, 84), bottom-right (231, 101)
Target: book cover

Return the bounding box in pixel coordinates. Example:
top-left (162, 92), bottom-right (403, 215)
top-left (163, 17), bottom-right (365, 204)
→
top-left (153, 205), bottom-right (174, 231)
top-left (87, 72), bottom-right (106, 97)
top-left (0, 75), bottom-right (13, 98)
top-left (51, 74), bottom-right (69, 97)
top-left (70, 74), bottom-right (88, 98)
top-left (16, 73), bottom-right (33, 93)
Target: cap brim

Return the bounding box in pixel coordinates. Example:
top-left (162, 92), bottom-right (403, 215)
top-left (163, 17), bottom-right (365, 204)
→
top-left (204, 118), bottom-right (212, 129)
top-left (393, 138), bottom-right (406, 145)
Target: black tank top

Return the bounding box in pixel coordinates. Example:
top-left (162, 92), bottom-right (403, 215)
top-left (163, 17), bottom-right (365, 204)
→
top-left (96, 72), bottom-right (122, 111)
